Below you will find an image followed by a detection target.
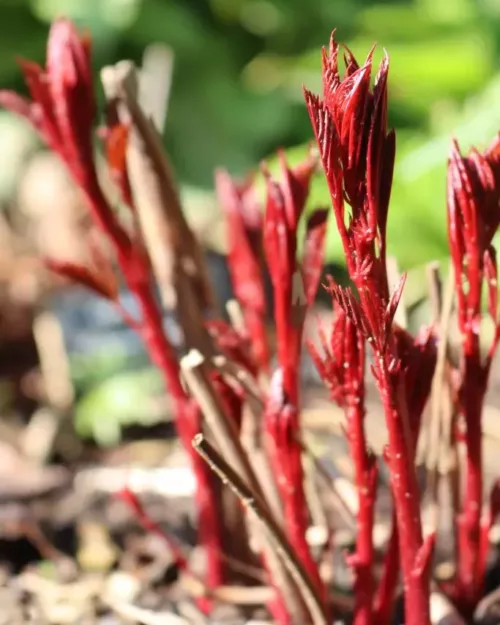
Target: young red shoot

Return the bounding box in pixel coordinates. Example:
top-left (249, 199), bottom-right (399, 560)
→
top-left (262, 152), bottom-right (328, 600)
top-left (309, 305), bottom-right (377, 625)
top-left (446, 135), bottom-right (500, 608)
top-left (0, 18), bottom-right (225, 590)
top-left (304, 33), bottom-right (433, 625)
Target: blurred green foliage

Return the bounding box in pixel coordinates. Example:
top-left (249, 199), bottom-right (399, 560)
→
top-left (75, 367), bottom-right (166, 445)
top-left (0, 0), bottom-right (499, 270)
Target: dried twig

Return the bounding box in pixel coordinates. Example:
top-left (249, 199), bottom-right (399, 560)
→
top-left (181, 351), bottom-right (309, 621)
top-left (297, 435), bottom-right (357, 529)
top-left (181, 350), bottom-right (264, 501)
top-left (100, 61), bottom-right (214, 352)
top-left (139, 44), bottom-right (174, 134)
top-left (192, 434), bottom-right (329, 625)
top-left (32, 309), bottom-right (74, 411)
top-left (425, 266), bottom-right (455, 530)
top-left (474, 585), bottom-right (500, 624)
top-left (22, 309), bottom-right (74, 464)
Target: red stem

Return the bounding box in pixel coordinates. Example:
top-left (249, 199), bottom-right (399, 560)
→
top-left (373, 365), bottom-right (428, 625)
top-left (457, 359), bottom-right (485, 609)
top-left (245, 307), bottom-right (271, 373)
top-left (129, 277), bottom-right (225, 588)
top-left (268, 278), bottom-right (323, 596)
top-left (347, 401), bottom-right (377, 625)
top-left (266, 402), bottom-right (324, 597)
top-left (373, 519), bottom-right (399, 625)
top-left (48, 112), bottom-right (227, 589)
top-left (376, 364), bottom-right (430, 625)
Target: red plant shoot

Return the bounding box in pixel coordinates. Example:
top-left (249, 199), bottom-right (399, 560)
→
top-left (6, 16), bottom-right (500, 625)
top-left (262, 152), bottom-right (328, 601)
top-left (0, 18), bottom-right (225, 591)
top-left (446, 135), bottom-right (500, 608)
top-left (309, 305), bottom-right (377, 625)
top-left (304, 34), bottom-right (433, 625)
top-left (215, 169), bottom-right (271, 372)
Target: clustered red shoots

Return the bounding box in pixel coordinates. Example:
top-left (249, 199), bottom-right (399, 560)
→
top-left (2, 18), bottom-right (500, 625)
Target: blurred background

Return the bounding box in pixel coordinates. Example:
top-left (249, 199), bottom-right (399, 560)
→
top-left (0, 0), bottom-right (499, 444)
top-left (0, 0), bottom-right (499, 266)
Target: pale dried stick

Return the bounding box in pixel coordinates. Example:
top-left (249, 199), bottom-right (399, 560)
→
top-left (181, 350), bottom-right (308, 621)
top-left (214, 351), bottom-right (284, 523)
top-left (226, 299), bottom-right (246, 335)
top-left (303, 453), bottom-right (330, 539)
top-left (213, 351), bottom-right (357, 529)
top-left (226, 299), bottom-right (271, 391)
top-left (415, 262), bottom-right (444, 467)
top-left (32, 309), bottom-right (74, 411)
top-left (297, 435), bottom-right (357, 529)
top-left (23, 310), bottom-right (74, 463)
top-left (181, 350), bottom-right (265, 501)
top-left (192, 433), bottom-right (329, 625)
top-left (425, 265), bottom-right (456, 530)
top-left (139, 44), bottom-right (174, 134)
top-left (100, 62), bottom-right (214, 352)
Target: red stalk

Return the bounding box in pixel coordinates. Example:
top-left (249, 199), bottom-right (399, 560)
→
top-left (0, 18), bottom-right (225, 590)
top-left (373, 520), bottom-right (399, 625)
top-left (446, 136), bottom-right (500, 608)
top-left (374, 357), bottom-right (433, 623)
top-left (215, 168), bottom-right (270, 372)
top-left (118, 487), bottom-right (188, 569)
top-left (305, 34), bottom-right (433, 625)
top-left (457, 377), bottom-right (485, 607)
top-left (261, 152), bottom-right (328, 602)
top-left (309, 309), bottom-right (376, 625)
top-left (118, 487), bottom-right (219, 614)
top-left (347, 396), bottom-right (377, 625)
top-left (373, 326), bottom-right (436, 624)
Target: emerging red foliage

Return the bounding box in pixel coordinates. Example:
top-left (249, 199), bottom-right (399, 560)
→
top-left (0, 18), bottom-right (225, 591)
top-left (309, 307), bottom-right (377, 625)
top-left (261, 152), bottom-right (328, 600)
top-left (215, 169), bottom-right (270, 371)
top-left (4, 17), bottom-right (500, 625)
top-left (447, 136), bottom-right (500, 608)
top-left (304, 35), bottom-right (433, 625)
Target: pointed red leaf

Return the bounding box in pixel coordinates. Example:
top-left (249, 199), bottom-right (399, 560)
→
top-left (105, 122), bottom-right (134, 208)
top-left (302, 209), bottom-right (328, 304)
top-left (384, 273), bottom-right (407, 339)
top-left (0, 91), bottom-right (34, 122)
top-left (45, 257), bottom-right (118, 300)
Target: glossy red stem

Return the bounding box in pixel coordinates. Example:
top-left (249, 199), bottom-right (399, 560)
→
top-left (375, 362), bottom-right (430, 625)
top-left (347, 401), bottom-right (377, 625)
top-left (457, 362), bottom-right (485, 608)
top-left (310, 310), bottom-right (376, 625)
top-left (373, 330), bottom-right (435, 624)
top-left (0, 17), bottom-right (226, 587)
top-left (266, 396), bottom-right (323, 596)
top-left (124, 275), bottom-right (225, 589)
top-left (446, 137), bottom-right (500, 609)
top-left (262, 158), bottom-right (327, 606)
top-left (245, 306), bottom-right (271, 373)
top-left (373, 519), bottom-right (399, 625)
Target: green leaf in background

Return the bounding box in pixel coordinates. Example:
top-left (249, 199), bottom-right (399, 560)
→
top-left (75, 368), bottom-right (167, 447)
top-left (69, 343), bottom-right (149, 395)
